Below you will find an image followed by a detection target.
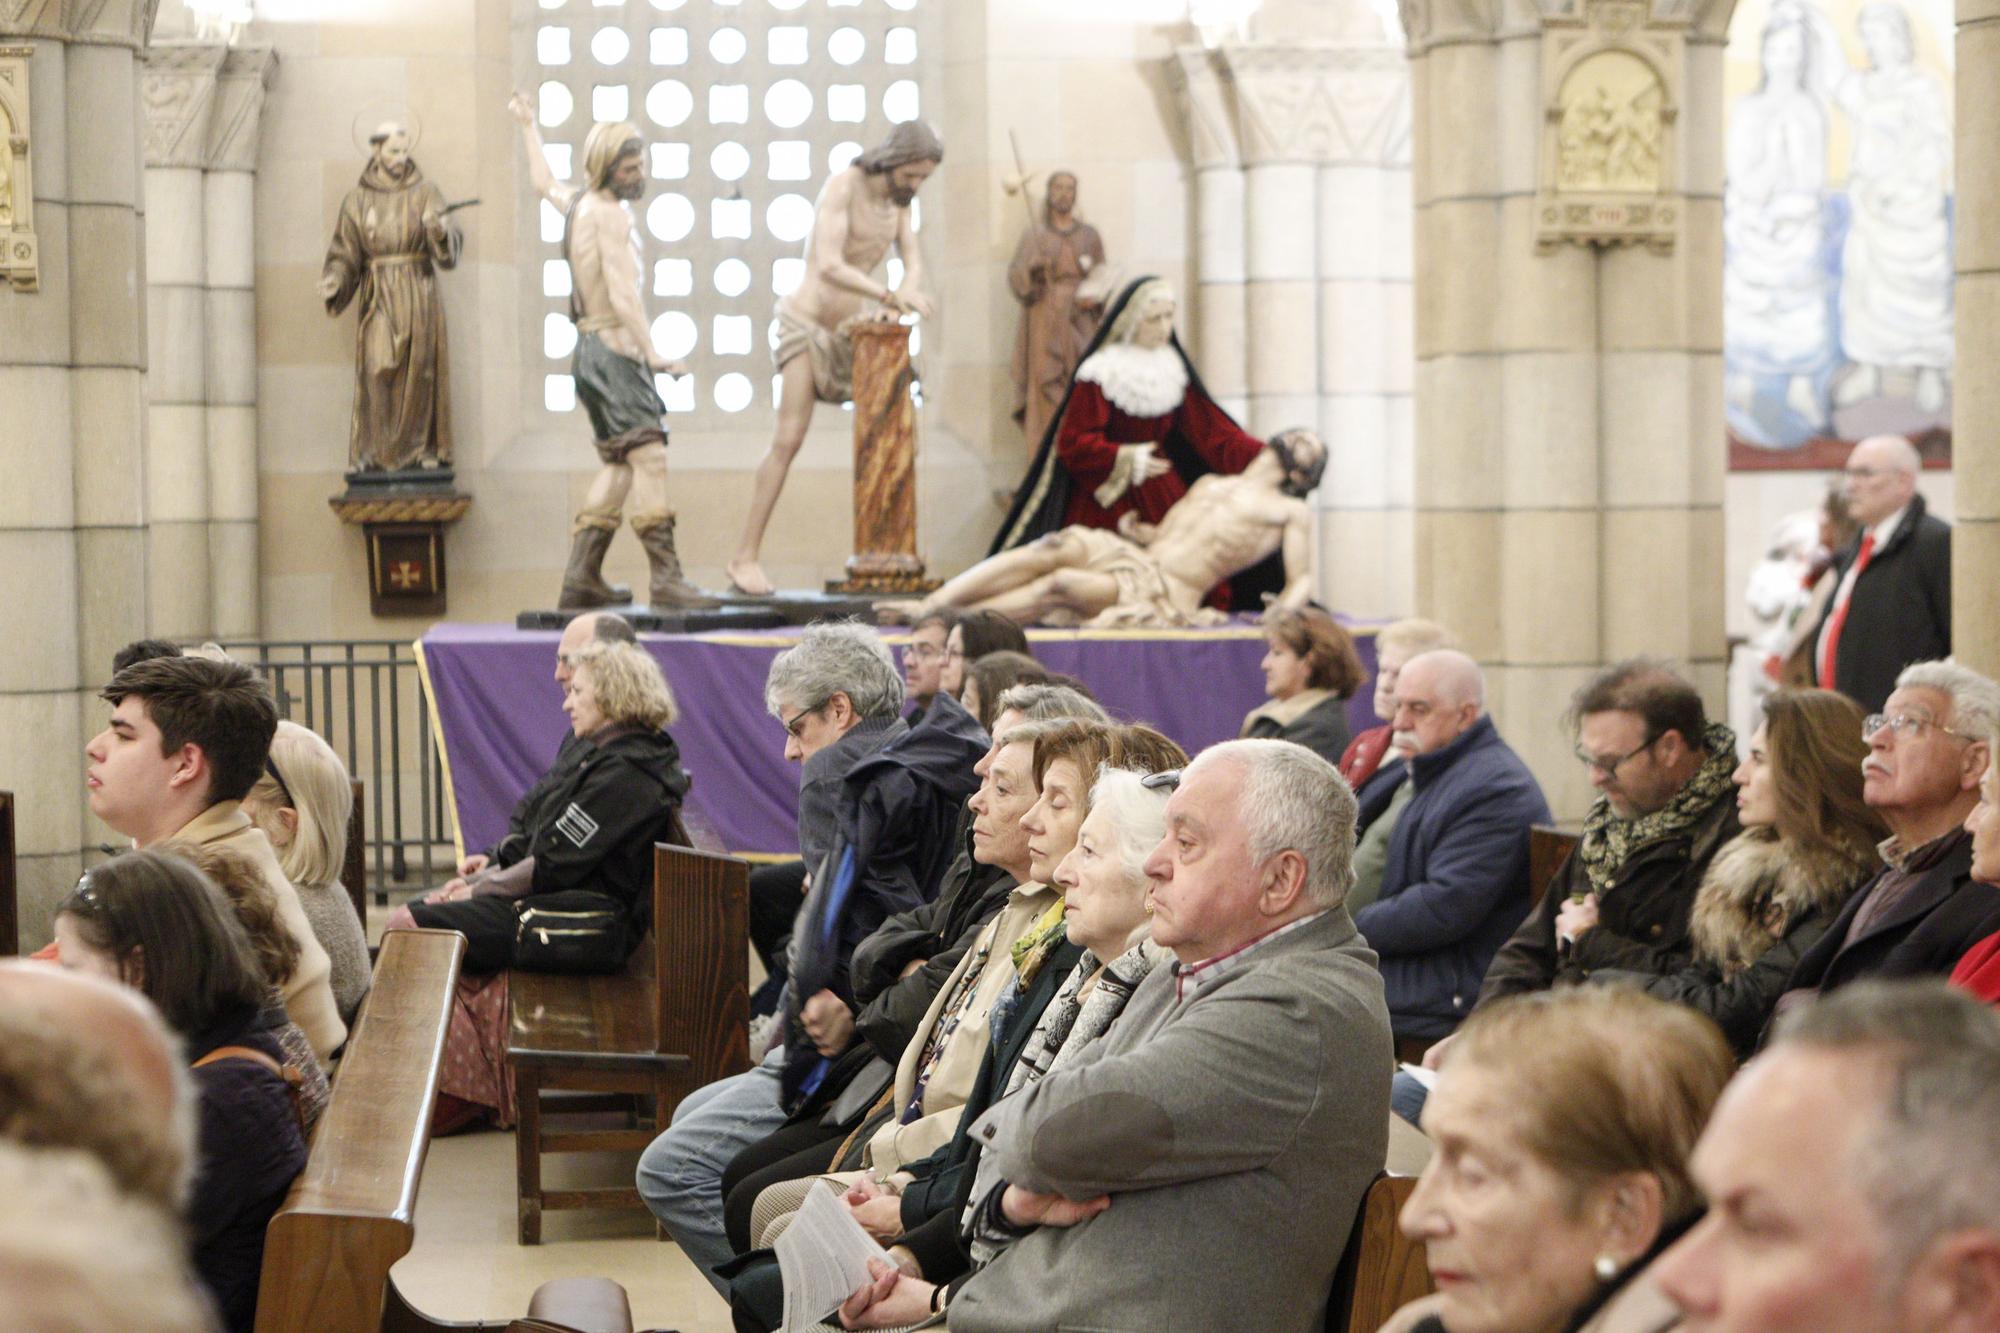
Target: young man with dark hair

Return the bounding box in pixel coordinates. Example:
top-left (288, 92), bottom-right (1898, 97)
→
top-left (85, 656), bottom-right (344, 1060)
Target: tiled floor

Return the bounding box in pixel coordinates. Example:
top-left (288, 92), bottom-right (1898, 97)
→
top-left (389, 1126), bottom-right (734, 1332)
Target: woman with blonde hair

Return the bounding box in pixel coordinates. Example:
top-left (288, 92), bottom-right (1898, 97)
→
top-left (1240, 605), bottom-right (1368, 767)
top-left (1383, 988), bottom-right (1734, 1333)
top-left (242, 720), bottom-right (371, 1026)
top-left (386, 640), bottom-right (691, 1130)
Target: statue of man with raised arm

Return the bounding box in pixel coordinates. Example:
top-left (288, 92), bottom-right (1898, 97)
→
top-left (510, 91), bottom-right (716, 611)
top-left (724, 121), bottom-right (943, 598)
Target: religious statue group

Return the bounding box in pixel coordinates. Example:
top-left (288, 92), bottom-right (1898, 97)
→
top-left (317, 97), bottom-right (1324, 627)
top-left (1723, 0), bottom-right (1953, 447)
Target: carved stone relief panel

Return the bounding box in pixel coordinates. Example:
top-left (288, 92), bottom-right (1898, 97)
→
top-left (0, 43), bottom-right (36, 291)
top-left (1534, 0), bottom-right (1684, 252)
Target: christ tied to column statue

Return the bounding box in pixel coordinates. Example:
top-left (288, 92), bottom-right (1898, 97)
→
top-left (510, 92), bottom-right (716, 611)
top-left (724, 121), bottom-right (943, 598)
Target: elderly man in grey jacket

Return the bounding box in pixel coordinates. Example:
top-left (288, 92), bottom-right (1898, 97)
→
top-left (837, 739), bottom-right (1393, 1332)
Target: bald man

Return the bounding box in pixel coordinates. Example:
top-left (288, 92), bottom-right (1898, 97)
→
top-left (1807, 434), bottom-right (1951, 712)
top-left (1350, 650), bottom-right (1551, 1047)
top-left (0, 961), bottom-right (194, 1211)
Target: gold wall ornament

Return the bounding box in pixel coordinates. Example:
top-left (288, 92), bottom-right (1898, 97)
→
top-left (0, 45), bottom-right (37, 290)
top-left (1534, 0), bottom-right (1684, 254)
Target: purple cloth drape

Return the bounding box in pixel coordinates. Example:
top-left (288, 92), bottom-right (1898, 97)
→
top-left (418, 622), bottom-right (1378, 857)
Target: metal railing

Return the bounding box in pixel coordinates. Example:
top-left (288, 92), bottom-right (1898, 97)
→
top-left (218, 640), bottom-right (453, 904)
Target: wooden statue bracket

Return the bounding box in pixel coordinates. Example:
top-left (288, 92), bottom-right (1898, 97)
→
top-left (328, 471), bottom-right (473, 618)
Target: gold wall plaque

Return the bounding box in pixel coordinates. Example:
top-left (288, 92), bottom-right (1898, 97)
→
top-left (1535, 0), bottom-right (1683, 254)
top-left (0, 44), bottom-right (37, 291)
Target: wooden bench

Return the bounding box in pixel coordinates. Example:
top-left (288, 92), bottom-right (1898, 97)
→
top-left (509, 843), bottom-right (751, 1244)
top-left (344, 777), bottom-right (368, 930)
top-left (1529, 824), bottom-right (1581, 911)
top-left (258, 927), bottom-right (648, 1333)
top-left (1326, 1172), bottom-right (1430, 1332)
top-left (255, 927), bottom-right (465, 1332)
top-left (0, 790), bottom-right (14, 956)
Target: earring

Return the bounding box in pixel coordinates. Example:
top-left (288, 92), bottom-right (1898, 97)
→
top-left (1594, 1254), bottom-right (1619, 1282)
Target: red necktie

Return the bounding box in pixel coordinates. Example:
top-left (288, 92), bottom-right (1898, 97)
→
top-left (1819, 532), bottom-right (1876, 690)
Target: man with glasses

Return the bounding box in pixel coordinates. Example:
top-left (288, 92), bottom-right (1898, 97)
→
top-left (1768, 660), bottom-right (2000, 1025)
top-left (1392, 660), bottom-right (1739, 1123)
top-left (1807, 434), bottom-right (1951, 712)
top-left (900, 611), bottom-right (957, 716)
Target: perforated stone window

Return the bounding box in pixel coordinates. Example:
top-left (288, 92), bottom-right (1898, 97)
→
top-left (529, 0), bottom-right (928, 426)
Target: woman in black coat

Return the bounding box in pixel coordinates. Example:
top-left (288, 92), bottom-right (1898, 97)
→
top-left (1238, 605), bottom-right (1367, 768)
top-left (397, 639), bottom-right (691, 973)
top-left (54, 850), bottom-right (308, 1333)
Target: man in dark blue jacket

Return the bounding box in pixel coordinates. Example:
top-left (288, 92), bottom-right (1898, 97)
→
top-left (1353, 650), bottom-right (1551, 1045)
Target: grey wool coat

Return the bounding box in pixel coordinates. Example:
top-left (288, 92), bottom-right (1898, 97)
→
top-left (950, 906), bottom-right (1393, 1333)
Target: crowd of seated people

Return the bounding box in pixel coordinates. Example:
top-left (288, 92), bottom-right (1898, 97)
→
top-left (22, 606), bottom-right (2000, 1333)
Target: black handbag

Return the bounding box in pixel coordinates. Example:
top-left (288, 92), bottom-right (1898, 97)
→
top-left (512, 890), bottom-right (633, 975)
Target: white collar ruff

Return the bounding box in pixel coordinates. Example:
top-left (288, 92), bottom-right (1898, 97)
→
top-left (1076, 343), bottom-right (1189, 419)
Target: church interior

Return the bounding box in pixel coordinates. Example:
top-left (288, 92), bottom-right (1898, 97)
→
top-left (2, 0), bottom-right (1997, 1326)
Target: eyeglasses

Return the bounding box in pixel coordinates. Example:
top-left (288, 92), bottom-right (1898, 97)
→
top-left (1843, 465), bottom-right (1894, 480)
top-left (781, 703), bottom-right (823, 740)
top-left (1140, 769), bottom-right (1182, 792)
top-left (1573, 733), bottom-right (1660, 777)
top-left (63, 871), bottom-right (100, 915)
top-left (263, 755), bottom-right (296, 810)
top-left (1862, 712), bottom-right (1981, 744)
top-left (903, 643), bottom-right (945, 662)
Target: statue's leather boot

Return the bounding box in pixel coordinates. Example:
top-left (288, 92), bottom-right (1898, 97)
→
top-left (557, 510), bottom-right (631, 609)
top-left (632, 510), bottom-right (722, 610)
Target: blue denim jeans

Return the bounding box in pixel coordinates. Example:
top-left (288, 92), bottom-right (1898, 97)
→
top-left (636, 1046), bottom-right (790, 1292)
top-left (1390, 1068), bottom-right (1431, 1129)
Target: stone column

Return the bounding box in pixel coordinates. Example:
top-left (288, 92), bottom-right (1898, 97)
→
top-left (1956, 0), bottom-right (2000, 677)
top-left (204, 47), bottom-right (275, 639)
top-left (141, 42), bottom-right (225, 641)
top-left (0, 0), bottom-right (155, 945)
top-left (1168, 49), bottom-right (1249, 422)
top-left (1405, 0), bottom-right (1728, 818)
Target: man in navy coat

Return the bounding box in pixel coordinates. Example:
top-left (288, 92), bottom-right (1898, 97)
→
top-left (1352, 650), bottom-right (1552, 1043)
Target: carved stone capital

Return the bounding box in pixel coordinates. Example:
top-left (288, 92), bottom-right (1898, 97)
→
top-left (208, 44), bottom-right (275, 172)
top-left (0, 0), bottom-right (159, 48)
top-left (1166, 47), bottom-right (1241, 170)
top-left (141, 40), bottom-right (224, 168)
top-left (1220, 43), bottom-right (1412, 167)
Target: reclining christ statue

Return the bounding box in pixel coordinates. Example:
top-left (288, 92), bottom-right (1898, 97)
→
top-left (882, 428), bottom-right (1326, 628)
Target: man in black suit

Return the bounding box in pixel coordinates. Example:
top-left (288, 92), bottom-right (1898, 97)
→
top-left (1771, 661), bottom-right (2000, 1031)
top-left (1809, 434), bottom-right (1951, 713)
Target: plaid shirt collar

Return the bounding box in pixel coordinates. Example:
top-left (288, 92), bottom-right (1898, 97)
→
top-left (1171, 910), bottom-right (1329, 1002)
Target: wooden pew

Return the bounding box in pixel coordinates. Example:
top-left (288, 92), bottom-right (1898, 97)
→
top-left (509, 843), bottom-right (751, 1244)
top-left (1326, 1172), bottom-right (1430, 1332)
top-left (1528, 824), bottom-right (1581, 911)
top-left (343, 777), bottom-right (368, 929)
top-left (0, 790), bottom-right (14, 956)
top-left (256, 927), bottom-right (462, 1332)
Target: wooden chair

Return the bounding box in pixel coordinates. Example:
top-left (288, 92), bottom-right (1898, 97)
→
top-left (1326, 1172), bottom-right (1430, 1332)
top-left (508, 843), bottom-right (751, 1244)
top-left (343, 777), bottom-right (368, 929)
top-left (0, 790), bottom-right (14, 956)
top-left (1528, 824), bottom-right (1581, 911)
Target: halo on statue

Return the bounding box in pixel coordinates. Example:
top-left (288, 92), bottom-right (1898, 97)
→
top-left (349, 103), bottom-right (424, 155)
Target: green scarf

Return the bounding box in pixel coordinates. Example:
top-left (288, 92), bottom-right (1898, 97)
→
top-left (1574, 721), bottom-right (1737, 898)
top-left (1009, 897), bottom-right (1070, 989)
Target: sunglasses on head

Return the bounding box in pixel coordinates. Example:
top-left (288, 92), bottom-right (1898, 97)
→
top-left (1140, 769), bottom-right (1182, 792)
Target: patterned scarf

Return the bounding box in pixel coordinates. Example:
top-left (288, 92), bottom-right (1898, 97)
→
top-left (1008, 898), bottom-right (1071, 989)
top-left (964, 938), bottom-right (1163, 1263)
top-left (1574, 721), bottom-right (1737, 898)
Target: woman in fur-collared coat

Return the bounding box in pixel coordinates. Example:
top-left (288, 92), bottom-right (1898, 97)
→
top-left (1593, 689), bottom-right (1886, 1057)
